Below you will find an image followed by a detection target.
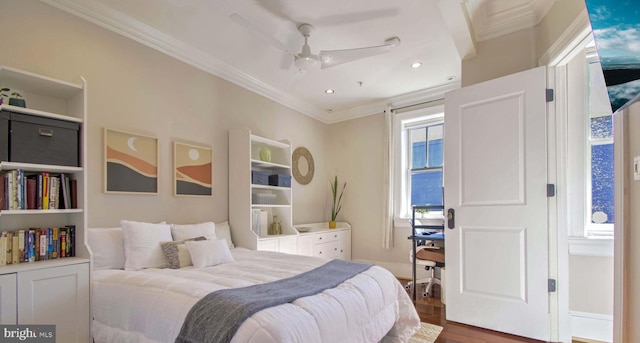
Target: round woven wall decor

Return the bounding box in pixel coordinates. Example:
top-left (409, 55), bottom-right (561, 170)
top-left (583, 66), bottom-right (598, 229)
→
top-left (292, 147), bottom-right (314, 185)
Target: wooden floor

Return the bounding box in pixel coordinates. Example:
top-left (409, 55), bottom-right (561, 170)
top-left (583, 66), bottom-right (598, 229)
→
top-left (399, 280), bottom-right (545, 343)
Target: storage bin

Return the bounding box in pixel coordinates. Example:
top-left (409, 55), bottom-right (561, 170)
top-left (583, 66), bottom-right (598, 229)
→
top-left (269, 174), bottom-right (291, 187)
top-left (7, 111), bottom-right (80, 167)
top-left (252, 193), bottom-right (277, 205)
top-left (251, 170), bottom-right (269, 185)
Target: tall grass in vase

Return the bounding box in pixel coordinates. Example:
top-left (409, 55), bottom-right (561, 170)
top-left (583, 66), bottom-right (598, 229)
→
top-left (329, 176), bottom-right (347, 229)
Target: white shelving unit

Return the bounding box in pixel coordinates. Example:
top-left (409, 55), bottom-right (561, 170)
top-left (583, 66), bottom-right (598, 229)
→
top-left (229, 128), bottom-right (297, 253)
top-left (0, 66), bottom-right (89, 342)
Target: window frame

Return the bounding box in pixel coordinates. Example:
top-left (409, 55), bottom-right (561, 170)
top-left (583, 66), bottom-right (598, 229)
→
top-left (392, 104), bottom-right (444, 225)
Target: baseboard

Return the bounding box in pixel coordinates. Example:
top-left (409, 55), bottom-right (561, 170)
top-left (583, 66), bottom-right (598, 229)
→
top-left (570, 311), bottom-right (612, 343)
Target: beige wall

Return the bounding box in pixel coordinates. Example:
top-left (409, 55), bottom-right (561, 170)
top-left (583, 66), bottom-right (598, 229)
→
top-left (625, 101), bottom-right (640, 341)
top-left (0, 0), bottom-right (329, 228)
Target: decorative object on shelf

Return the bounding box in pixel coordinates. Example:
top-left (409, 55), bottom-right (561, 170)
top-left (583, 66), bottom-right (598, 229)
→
top-left (174, 141), bottom-right (213, 196)
top-left (268, 215), bottom-right (281, 235)
top-left (259, 146), bottom-right (271, 162)
top-left (1, 87), bottom-right (26, 107)
top-left (297, 226), bottom-right (311, 232)
top-left (329, 176), bottom-right (347, 229)
top-left (104, 128), bottom-right (158, 194)
top-left (292, 147), bottom-right (314, 185)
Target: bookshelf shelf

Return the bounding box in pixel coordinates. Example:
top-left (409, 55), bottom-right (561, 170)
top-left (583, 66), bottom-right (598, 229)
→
top-left (0, 162), bottom-right (83, 174)
top-left (0, 209), bottom-right (83, 215)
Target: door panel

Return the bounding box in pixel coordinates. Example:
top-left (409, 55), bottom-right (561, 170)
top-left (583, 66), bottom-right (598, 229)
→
top-left (444, 66), bottom-right (549, 341)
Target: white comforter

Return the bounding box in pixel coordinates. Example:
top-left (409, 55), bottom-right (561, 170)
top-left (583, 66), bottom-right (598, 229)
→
top-left (92, 248), bottom-right (420, 343)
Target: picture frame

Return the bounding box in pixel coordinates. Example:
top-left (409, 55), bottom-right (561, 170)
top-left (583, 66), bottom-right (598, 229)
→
top-left (173, 141), bottom-right (213, 196)
top-left (104, 128), bottom-right (159, 194)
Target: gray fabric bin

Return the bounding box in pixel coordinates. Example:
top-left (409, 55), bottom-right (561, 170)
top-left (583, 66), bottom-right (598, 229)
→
top-left (8, 112), bottom-right (80, 167)
top-left (0, 111), bottom-right (9, 162)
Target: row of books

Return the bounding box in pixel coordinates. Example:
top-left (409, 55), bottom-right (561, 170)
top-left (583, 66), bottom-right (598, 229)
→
top-left (0, 226), bottom-right (76, 266)
top-left (0, 170), bottom-right (77, 211)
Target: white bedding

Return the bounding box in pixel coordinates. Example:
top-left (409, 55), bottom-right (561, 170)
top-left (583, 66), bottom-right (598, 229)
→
top-left (92, 248), bottom-right (420, 343)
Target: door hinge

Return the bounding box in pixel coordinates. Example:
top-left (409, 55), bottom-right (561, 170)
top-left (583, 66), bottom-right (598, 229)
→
top-left (548, 279), bottom-right (557, 292)
top-left (546, 88), bottom-right (554, 102)
top-left (547, 184), bottom-right (555, 197)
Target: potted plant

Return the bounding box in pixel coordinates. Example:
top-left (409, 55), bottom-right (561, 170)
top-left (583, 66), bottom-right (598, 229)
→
top-left (329, 176), bottom-right (346, 229)
top-left (1, 88), bottom-right (26, 107)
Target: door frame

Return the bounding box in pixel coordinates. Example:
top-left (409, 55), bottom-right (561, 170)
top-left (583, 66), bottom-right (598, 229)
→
top-left (538, 8), bottom-right (613, 343)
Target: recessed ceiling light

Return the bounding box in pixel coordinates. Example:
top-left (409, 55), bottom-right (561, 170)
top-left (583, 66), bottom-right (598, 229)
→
top-left (411, 62), bottom-right (422, 69)
top-left (325, 89), bottom-right (335, 94)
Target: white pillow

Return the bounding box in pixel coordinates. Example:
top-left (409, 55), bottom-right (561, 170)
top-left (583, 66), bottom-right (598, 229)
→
top-left (185, 239), bottom-right (234, 268)
top-left (171, 222), bottom-right (216, 241)
top-left (121, 220), bottom-right (173, 271)
top-left (215, 221), bottom-right (234, 248)
top-left (87, 227), bottom-right (124, 270)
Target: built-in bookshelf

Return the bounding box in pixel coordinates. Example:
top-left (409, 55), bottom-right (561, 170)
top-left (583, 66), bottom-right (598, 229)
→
top-left (229, 128), bottom-right (297, 254)
top-left (0, 66), bottom-right (89, 341)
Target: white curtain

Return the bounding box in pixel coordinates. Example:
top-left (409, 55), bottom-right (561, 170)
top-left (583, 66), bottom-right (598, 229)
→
top-left (382, 105), bottom-right (395, 249)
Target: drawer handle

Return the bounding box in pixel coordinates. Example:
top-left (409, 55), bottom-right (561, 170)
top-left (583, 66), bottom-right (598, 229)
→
top-left (39, 128), bottom-right (53, 137)
top-left (319, 237), bottom-right (322, 240)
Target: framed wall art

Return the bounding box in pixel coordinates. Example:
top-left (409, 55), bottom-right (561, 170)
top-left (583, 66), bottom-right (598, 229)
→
top-left (104, 128), bottom-right (159, 194)
top-left (174, 141), bottom-right (213, 196)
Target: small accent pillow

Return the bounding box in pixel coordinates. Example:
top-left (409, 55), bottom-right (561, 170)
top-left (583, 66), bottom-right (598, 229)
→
top-left (185, 239), bottom-right (234, 268)
top-left (87, 227), bottom-right (124, 270)
top-left (121, 220), bottom-right (173, 271)
top-left (215, 221), bottom-right (234, 249)
top-left (171, 222), bottom-right (216, 241)
top-left (161, 236), bottom-right (207, 269)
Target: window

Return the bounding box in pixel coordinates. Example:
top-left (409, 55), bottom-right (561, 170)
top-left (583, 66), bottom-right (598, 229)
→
top-left (391, 105), bottom-right (444, 220)
top-left (586, 59), bottom-right (614, 237)
top-left (408, 124), bottom-right (443, 209)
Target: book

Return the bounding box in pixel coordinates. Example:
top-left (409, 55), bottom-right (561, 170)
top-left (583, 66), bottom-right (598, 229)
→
top-left (60, 230), bottom-right (66, 258)
top-left (27, 229), bottom-right (35, 262)
top-left (26, 176), bottom-right (37, 210)
top-left (42, 172), bottom-right (49, 210)
top-left (39, 229), bottom-right (47, 261)
top-left (70, 179), bottom-right (77, 209)
top-left (12, 231), bottom-right (19, 264)
top-left (0, 231), bottom-right (7, 265)
top-left (18, 229), bottom-right (25, 263)
top-left (34, 229), bottom-right (40, 262)
top-left (68, 225), bottom-right (76, 257)
top-left (6, 231), bottom-right (13, 264)
top-left (49, 176), bottom-right (59, 210)
top-left (51, 228), bottom-right (59, 259)
top-left (37, 173), bottom-right (43, 209)
top-left (60, 174), bottom-right (69, 209)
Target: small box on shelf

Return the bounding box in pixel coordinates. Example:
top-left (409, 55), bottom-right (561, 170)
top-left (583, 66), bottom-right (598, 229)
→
top-left (251, 170), bottom-right (268, 185)
top-left (269, 174), bottom-right (291, 187)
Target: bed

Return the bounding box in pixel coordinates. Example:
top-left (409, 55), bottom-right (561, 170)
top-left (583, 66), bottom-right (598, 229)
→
top-left (87, 221), bottom-right (420, 343)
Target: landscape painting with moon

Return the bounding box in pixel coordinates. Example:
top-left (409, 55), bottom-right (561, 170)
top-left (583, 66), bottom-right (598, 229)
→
top-left (104, 128), bottom-right (158, 193)
top-left (586, 0), bottom-right (640, 112)
top-left (174, 141), bottom-right (212, 196)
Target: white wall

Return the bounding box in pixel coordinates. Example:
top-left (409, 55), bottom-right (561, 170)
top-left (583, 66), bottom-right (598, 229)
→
top-left (0, 0), bottom-right (329, 228)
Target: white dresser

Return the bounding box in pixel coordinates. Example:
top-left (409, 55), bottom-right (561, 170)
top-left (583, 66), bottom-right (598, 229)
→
top-left (295, 222), bottom-right (351, 260)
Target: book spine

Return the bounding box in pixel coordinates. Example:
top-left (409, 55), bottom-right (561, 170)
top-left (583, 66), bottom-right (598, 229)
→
top-left (6, 231), bottom-right (13, 264)
top-left (28, 229), bottom-right (35, 262)
top-left (60, 230), bottom-right (66, 258)
top-left (0, 231), bottom-right (7, 265)
top-left (42, 172), bottom-right (49, 210)
top-left (37, 173), bottom-right (43, 209)
top-left (70, 179), bottom-right (77, 209)
top-left (47, 228), bottom-right (52, 259)
top-left (18, 229), bottom-right (25, 263)
top-left (26, 177), bottom-right (36, 210)
top-left (12, 231), bottom-right (19, 264)
top-left (69, 225), bottom-right (76, 257)
top-left (39, 229), bottom-right (47, 261)
top-left (52, 227), bottom-right (59, 259)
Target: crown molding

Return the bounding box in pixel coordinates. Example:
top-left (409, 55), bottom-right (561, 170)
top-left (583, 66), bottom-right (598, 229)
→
top-left (465, 0), bottom-right (557, 42)
top-left (324, 81), bottom-right (460, 124)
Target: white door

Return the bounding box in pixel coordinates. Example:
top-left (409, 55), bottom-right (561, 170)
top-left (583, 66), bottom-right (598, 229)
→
top-left (0, 273), bottom-right (17, 324)
top-left (444, 66), bottom-right (550, 340)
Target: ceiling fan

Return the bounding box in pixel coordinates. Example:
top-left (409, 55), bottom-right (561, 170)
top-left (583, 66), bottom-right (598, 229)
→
top-left (230, 14), bottom-right (401, 71)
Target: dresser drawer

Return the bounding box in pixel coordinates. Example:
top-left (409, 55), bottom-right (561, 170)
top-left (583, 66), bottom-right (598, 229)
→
top-left (312, 241), bottom-right (340, 259)
top-left (313, 231), bottom-right (340, 244)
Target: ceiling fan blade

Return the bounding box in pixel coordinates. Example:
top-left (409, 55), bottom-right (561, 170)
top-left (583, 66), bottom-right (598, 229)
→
top-left (319, 37), bottom-right (400, 69)
top-left (230, 13), bottom-right (295, 56)
top-left (286, 69), bottom-right (306, 90)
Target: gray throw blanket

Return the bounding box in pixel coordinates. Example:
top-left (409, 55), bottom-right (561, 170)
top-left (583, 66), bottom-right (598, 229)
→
top-left (175, 259), bottom-right (373, 343)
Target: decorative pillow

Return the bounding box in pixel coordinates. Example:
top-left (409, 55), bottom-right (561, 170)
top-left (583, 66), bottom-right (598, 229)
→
top-left (161, 236), bottom-right (207, 269)
top-left (171, 222), bottom-right (216, 241)
top-left (215, 221), bottom-right (234, 249)
top-left (121, 220), bottom-right (173, 271)
top-left (87, 227), bottom-right (125, 270)
top-left (185, 239), bottom-right (234, 268)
